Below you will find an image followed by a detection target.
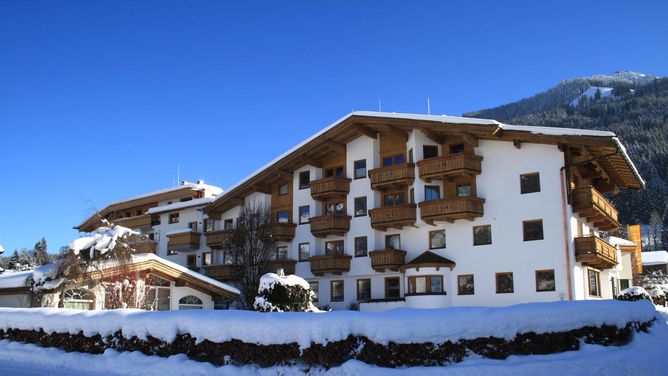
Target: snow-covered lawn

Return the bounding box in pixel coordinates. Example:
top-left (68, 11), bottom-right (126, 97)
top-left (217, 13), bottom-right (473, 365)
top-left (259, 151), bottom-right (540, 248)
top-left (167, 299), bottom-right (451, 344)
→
top-left (1, 307), bottom-right (667, 376)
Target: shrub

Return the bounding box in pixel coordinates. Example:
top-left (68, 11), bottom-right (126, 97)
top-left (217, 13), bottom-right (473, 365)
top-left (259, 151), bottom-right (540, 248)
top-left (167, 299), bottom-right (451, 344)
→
top-left (253, 272), bottom-right (318, 312)
top-left (616, 286), bottom-right (651, 302)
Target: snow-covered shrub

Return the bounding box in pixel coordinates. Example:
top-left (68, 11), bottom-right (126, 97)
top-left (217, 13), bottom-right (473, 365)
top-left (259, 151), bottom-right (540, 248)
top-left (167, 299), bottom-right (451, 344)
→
top-left (616, 286), bottom-right (651, 302)
top-left (253, 271), bottom-right (318, 312)
top-left (648, 285), bottom-right (667, 306)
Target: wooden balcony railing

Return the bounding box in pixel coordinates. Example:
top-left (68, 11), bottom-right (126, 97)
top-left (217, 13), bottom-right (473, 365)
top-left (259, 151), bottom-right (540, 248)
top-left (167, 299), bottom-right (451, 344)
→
top-left (369, 204), bottom-right (417, 230)
top-left (418, 197), bottom-right (485, 224)
top-left (262, 259), bottom-right (297, 275)
top-left (310, 177), bottom-right (351, 201)
top-left (369, 249), bottom-right (407, 272)
top-left (368, 163), bottom-right (415, 190)
top-left (417, 154), bottom-right (482, 182)
top-left (204, 229), bottom-right (232, 249)
top-left (572, 186), bottom-right (620, 231)
top-left (167, 231), bottom-right (201, 252)
top-left (113, 214), bottom-right (152, 229)
top-left (574, 236), bottom-right (618, 269)
top-left (309, 215), bottom-right (351, 237)
top-left (203, 264), bottom-right (237, 281)
top-left (309, 254), bottom-right (352, 276)
top-left (271, 222), bottom-right (297, 242)
top-left (127, 239), bottom-right (158, 254)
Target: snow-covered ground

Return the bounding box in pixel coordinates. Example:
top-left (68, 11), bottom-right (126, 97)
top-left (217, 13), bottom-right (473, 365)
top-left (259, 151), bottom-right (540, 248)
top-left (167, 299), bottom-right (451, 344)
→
top-left (0, 306), bottom-right (667, 376)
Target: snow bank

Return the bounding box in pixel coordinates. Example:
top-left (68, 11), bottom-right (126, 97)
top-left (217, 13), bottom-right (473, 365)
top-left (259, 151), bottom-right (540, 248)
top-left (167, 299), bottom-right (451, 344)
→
top-left (0, 300), bottom-right (655, 349)
top-left (69, 226), bottom-right (139, 259)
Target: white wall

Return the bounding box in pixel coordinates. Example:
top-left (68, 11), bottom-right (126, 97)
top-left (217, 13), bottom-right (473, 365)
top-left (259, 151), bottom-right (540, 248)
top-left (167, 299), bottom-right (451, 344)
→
top-left (171, 285), bottom-right (215, 310)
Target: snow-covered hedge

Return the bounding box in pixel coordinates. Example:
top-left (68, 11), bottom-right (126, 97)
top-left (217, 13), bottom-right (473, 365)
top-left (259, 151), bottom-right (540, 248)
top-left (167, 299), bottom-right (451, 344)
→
top-left (253, 272), bottom-right (317, 312)
top-left (617, 287), bottom-right (651, 302)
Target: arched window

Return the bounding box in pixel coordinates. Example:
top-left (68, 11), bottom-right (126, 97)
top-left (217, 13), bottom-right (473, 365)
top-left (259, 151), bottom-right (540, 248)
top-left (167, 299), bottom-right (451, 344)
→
top-left (63, 288), bottom-right (94, 310)
top-left (178, 295), bottom-right (203, 310)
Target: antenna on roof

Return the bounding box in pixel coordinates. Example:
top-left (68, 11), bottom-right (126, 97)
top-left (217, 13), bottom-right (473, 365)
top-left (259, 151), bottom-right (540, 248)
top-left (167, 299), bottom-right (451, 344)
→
top-left (378, 99), bottom-right (382, 112)
top-left (427, 97), bottom-right (431, 115)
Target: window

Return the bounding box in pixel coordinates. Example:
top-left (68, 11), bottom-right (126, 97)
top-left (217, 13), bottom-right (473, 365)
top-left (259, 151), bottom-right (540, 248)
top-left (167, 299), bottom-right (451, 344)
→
top-left (535, 270), bottom-right (555, 292)
top-left (588, 269), bottom-right (600, 296)
top-left (457, 275), bottom-right (475, 295)
top-left (224, 219), bottom-right (234, 230)
top-left (277, 210), bottom-right (289, 224)
top-left (325, 167), bottom-right (344, 178)
top-left (299, 205), bottom-right (310, 224)
top-left (167, 248), bottom-right (177, 256)
top-left (385, 277), bottom-right (401, 299)
top-left (299, 243), bottom-right (310, 261)
top-left (620, 279), bottom-right (630, 290)
top-left (169, 213), bottom-right (179, 224)
top-left (383, 156), bottom-right (393, 167)
top-left (354, 159), bottom-right (367, 179)
top-left (473, 225), bottom-right (492, 246)
top-left (354, 196), bottom-right (367, 217)
top-left (409, 188), bottom-right (415, 204)
top-left (496, 272), bottom-right (514, 294)
top-left (357, 279), bottom-right (371, 302)
top-left (278, 184), bottom-right (289, 196)
top-left (188, 221), bottom-right (198, 231)
top-left (383, 192), bottom-right (406, 206)
top-left (276, 246), bottom-right (288, 260)
top-left (187, 254), bottom-right (196, 269)
top-left (523, 220), bottom-right (544, 241)
top-left (63, 288), bottom-right (94, 310)
top-left (429, 230), bottom-right (446, 249)
top-left (203, 252), bottom-right (212, 266)
top-left (310, 281), bottom-right (319, 302)
top-left (178, 295), bottom-right (203, 310)
top-left (520, 173), bottom-right (541, 194)
top-left (204, 219), bottom-right (215, 232)
top-left (408, 275), bottom-right (444, 294)
top-left (424, 185), bottom-right (441, 201)
top-left (423, 145), bottom-right (439, 159)
top-left (325, 240), bottom-right (344, 256)
top-left (386, 234), bottom-right (401, 250)
top-left (450, 143), bottom-right (464, 154)
top-left (408, 148), bottom-right (414, 163)
top-left (394, 154), bottom-right (405, 165)
top-left (146, 275), bottom-right (171, 311)
top-left (354, 236), bottom-right (368, 257)
top-left (325, 202), bottom-right (345, 215)
top-left (299, 171), bottom-right (310, 189)
top-left (457, 184), bottom-right (471, 197)
top-left (331, 280), bottom-right (344, 301)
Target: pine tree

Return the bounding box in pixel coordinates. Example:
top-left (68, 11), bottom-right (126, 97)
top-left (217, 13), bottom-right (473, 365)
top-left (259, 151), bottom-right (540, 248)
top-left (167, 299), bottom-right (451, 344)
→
top-left (33, 237), bottom-right (51, 265)
top-left (594, 88), bottom-right (602, 101)
top-left (7, 250), bottom-right (19, 271)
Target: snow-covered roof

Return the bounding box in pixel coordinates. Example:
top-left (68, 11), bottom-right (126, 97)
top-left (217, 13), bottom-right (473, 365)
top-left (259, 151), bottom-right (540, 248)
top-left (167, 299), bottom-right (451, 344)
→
top-left (605, 236), bottom-right (637, 248)
top-left (642, 251), bottom-right (668, 266)
top-left (0, 263), bottom-right (59, 290)
top-left (106, 181), bottom-right (222, 207)
top-left (146, 197), bottom-right (214, 215)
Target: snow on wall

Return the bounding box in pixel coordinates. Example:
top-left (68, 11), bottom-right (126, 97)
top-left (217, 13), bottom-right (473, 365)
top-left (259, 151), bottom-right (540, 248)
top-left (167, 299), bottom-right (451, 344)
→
top-left (0, 300), bottom-right (655, 349)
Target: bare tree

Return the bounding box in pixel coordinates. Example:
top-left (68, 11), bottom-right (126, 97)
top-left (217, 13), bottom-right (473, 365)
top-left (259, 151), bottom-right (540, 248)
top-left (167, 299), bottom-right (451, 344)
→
top-left (223, 202), bottom-right (276, 309)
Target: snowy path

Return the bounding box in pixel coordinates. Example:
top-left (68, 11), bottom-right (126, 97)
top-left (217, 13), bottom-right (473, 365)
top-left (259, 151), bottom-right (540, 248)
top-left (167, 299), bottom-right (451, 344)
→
top-left (1, 308), bottom-right (667, 376)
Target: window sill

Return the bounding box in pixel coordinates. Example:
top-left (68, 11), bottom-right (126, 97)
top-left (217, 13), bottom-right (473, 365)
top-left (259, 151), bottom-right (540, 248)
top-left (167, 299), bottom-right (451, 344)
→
top-left (405, 292), bottom-right (447, 297)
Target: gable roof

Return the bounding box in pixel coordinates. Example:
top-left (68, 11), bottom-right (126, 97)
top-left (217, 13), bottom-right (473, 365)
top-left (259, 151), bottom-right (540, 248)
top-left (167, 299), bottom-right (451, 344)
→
top-left (401, 251), bottom-right (456, 272)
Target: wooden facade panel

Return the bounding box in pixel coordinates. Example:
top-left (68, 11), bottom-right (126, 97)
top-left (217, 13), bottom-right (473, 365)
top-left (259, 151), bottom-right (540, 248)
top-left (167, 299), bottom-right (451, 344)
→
top-left (379, 132), bottom-right (407, 159)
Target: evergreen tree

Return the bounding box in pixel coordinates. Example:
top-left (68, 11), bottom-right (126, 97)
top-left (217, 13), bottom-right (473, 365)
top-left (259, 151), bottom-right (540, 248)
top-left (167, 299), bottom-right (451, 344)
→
top-left (7, 250), bottom-right (19, 271)
top-left (594, 88), bottom-right (602, 101)
top-left (33, 237), bottom-right (51, 265)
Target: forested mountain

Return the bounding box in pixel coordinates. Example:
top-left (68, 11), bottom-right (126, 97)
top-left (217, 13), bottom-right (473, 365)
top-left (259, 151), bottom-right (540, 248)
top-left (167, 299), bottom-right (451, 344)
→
top-left (465, 73), bottom-right (668, 245)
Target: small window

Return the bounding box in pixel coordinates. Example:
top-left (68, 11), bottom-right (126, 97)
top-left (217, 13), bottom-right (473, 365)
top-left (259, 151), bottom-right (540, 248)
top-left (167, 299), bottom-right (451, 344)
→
top-left (178, 295), bottom-right (203, 310)
top-left (335, 167), bottom-right (344, 177)
top-left (299, 171), bottom-right (310, 190)
top-left (429, 230), bottom-right (446, 249)
top-left (450, 143), bottom-right (464, 154)
top-left (354, 196), bottom-right (367, 217)
top-left (310, 281), bottom-right (319, 302)
top-left (394, 154), bottom-right (405, 165)
top-left (169, 213), bottom-right (179, 224)
top-left (425, 185), bottom-right (441, 201)
top-left (520, 173), bottom-right (541, 194)
top-left (354, 236), bottom-right (368, 257)
top-left (188, 221), bottom-right (198, 231)
top-left (408, 275), bottom-right (444, 294)
top-left (325, 202), bottom-right (345, 215)
top-left (383, 156), bottom-right (393, 167)
top-left (325, 240), bottom-right (344, 256)
top-left (408, 148), bottom-right (414, 163)
top-left (409, 188), bottom-right (415, 204)
top-left (299, 206), bottom-right (310, 224)
top-left (473, 225), bottom-right (492, 246)
top-left (203, 252), bottom-right (212, 266)
top-left (357, 279), bottom-right (371, 302)
top-left (588, 269), bottom-right (600, 297)
top-left (423, 145), bottom-right (439, 159)
top-left (299, 243), bottom-right (310, 261)
top-left (496, 272), bottom-right (514, 294)
top-left (523, 220), bottom-right (544, 241)
top-left (331, 280), bottom-right (344, 301)
top-left (224, 219), bottom-right (234, 230)
top-left (354, 159), bottom-right (367, 179)
top-left (385, 277), bottom-right (401, 299)
top-left (277, 210), bottom-right (289, 224)
top-left (383, 192), bottom-right (406, 206)
top-left (187, 254), bottom-right (196, 268)
top-left (620, 279), bottom-right (630, 290)
top-left (386, 234), bottom-right (401, 250)
top-left (457, 184), bottom-right (471, 197)
top-left (204, 219), bottom-right (215, 232)
top-left (458, 274), bottom-right (475, 295)
top-left (536, 270), bottom-right (555, 292)
top-left (276, 246), bottom-right (288, 260)
top-left (278, 184), bottom-right (289, 196)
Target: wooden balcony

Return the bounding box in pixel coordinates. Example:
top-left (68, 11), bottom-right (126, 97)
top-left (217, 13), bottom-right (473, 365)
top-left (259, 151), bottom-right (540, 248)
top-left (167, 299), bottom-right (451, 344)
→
top-left (418, 197), bottom-right (484, 224)
top-left (309, 215), bottom-right (351, 237)
top-left (262, 259), bottom-right (297, 275)
top-left (369, 249), bottom-right (407, 272)
top-left (417, 154), bottom-right (482, 182)
top-left (167, 231), bottom-right (201, 252)
top-left (368, 163), bottom-right (415, 190)
top-left (271, 222), bottom-right (297, 242)
top-left (574, 236), bottom-right (618, 269)
top-left (369, 204), bottom-right (417, 231)
top-left (203, 264), bottom-right (237, 281)
top-left (127, 239), bottom-right (157, 254)
top-left (309, 254), bottom-right (352, 276)
top-left (572, 186), bottom-right (620, 231)
top-left (310, 177), bottom-right (351, 201)
top-left (204, 229), bottom-right (232, 249)
top-left (114, 214), bottom-right (152, 229)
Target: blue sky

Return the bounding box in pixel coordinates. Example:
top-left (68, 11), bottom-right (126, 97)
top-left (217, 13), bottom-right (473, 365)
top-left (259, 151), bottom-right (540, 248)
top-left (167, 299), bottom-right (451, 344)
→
top-left (1, 1), bottom-right (666, 254)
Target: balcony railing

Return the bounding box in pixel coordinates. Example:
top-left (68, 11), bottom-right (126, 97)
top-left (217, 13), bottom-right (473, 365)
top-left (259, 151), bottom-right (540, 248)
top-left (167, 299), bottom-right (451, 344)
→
top-left (369, 249), bottom-right (407, 272)
top-left (368, 204), bottom-right (416, 231)
top-left (309, 215), bottom-right (351, 237)
top-left (113, 214), bottom-right (153, 229)
top-left (574, 236), bottom-right (618, 269)
top-left (418, 197), bottom-right (484, 224)
top-left (417, 154), bottom-right (482, 182)
top-left (271, 222), bottom-right (297, 242)
top-left (167, 231), bottom-right (201, 252)
top-left (262, 259), bottom-right (297, 275)
top-left (368, 163), bottom-right (415, 190)
top-left (126, 239), bottom-right (158, 254)
top-left (309, 254), bottom-right (352, 276)
top-left (203, 264), bottom-right (237, 281)
top-left (204, 229), bottom-right (232, 249)
top-left (310, 177), bottom-right (351, 201)
top-left (572, 186), bottom-right (620, 231)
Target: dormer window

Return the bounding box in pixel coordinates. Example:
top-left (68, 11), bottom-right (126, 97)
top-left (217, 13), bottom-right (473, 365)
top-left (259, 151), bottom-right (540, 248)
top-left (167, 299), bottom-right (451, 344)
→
top-left (450, 144), bottom-right (465, 154)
